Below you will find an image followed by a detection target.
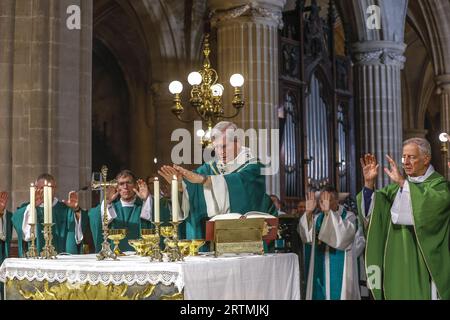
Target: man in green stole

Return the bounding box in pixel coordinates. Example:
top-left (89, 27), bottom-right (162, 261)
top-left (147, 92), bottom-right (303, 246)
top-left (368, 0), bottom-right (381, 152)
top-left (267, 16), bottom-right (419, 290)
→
top-left (298, 187), bottom-right (365, 300)
top-left (11, 174), bottom-right (90, 257)
top-left (159, 121), bottom-right (277, 241)
top-left (89, 170), bottom-right (171, 252)
top-left (0, 192), bottom-right (12, 265)
top-left (357, 138), bottom-right (449, 300)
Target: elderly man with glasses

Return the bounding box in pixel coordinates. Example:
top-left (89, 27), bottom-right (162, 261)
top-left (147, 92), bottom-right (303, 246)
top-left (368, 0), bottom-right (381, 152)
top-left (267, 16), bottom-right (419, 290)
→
top-left (357, 138), bottom-right (449, 300)
top-left (159, 121), bottom-right (277, 241)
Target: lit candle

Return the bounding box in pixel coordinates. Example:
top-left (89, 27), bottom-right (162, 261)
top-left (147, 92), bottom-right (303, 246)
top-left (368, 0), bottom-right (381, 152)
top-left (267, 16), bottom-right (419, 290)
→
top-left (171, 175), bottom-right (178, 222)
top-left (43, 181), bottom-right (49, 224)
top-left (154, 177), bottom-right (160, 223)
top-left (28, 183), bottom-right (36, 225)
top-left (48, 183), bottom-right (53, 224)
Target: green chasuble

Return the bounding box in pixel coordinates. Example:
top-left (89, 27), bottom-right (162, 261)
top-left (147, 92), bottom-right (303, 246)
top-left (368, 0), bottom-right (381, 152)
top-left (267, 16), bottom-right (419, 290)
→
top-left (182, 159), bottom-right (277, 240)
top-left (11, 202), bottom-right (89, 257)
top-left (357, 172), bottom-right (450, 300)
top-left (0, 211), bottom-right (13, 265)
top-left (88, 196), bottom-right (171, 252)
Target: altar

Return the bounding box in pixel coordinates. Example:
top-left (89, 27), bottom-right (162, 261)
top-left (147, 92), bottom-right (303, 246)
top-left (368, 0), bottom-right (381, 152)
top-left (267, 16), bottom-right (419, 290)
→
top-left (0, 253), bottom-right (300, 300)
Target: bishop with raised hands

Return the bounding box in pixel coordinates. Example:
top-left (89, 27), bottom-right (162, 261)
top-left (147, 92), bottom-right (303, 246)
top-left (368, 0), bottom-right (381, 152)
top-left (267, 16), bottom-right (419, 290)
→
top-left (357, 138), bottom-right (450, 300)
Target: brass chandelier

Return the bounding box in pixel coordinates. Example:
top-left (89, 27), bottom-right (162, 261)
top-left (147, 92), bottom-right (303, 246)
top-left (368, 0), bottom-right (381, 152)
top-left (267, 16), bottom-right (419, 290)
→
top-left (168, 34), bottom-right (245, 145)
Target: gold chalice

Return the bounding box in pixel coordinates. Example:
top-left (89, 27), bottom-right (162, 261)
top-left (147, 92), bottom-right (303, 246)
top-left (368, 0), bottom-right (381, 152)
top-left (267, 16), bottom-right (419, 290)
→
top-left (160, 225), bottom-right (174, 238)
top-left (108, 229), bottom-right (126, 256)
top-left (189, 239), bottom-right (206, 256)
top-left (177, 240), bottom-right (192, 257)
top-left (128, 239), bottom-right (147, 256)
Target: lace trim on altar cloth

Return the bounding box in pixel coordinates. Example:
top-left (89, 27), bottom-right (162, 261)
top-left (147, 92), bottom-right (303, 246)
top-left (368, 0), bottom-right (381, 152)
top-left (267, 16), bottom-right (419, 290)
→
top-left (0, 267), bottom-right (184, 292)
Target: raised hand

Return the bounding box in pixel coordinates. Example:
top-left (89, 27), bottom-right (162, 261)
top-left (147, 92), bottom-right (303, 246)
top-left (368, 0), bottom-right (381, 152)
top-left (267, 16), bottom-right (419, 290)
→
top-left (62, 191), bottom-right (81, 220)
top-left (360, 153), bottom-right (379, 189)
top-left (305, 191), bottom-right (317, 213)
top-left (158, 165), bottom-right (182, 185)
top-left (305, 191), bottom-right (316, 227)
top-left (0, 192), bottom-right (8, 216)
top-left (173, 165), bottom-right (204, 184)
top-left (384, 155), bottom-right (405, 187)
top-left (319, 192), bottom-right (331, 213)
top-left (106, 186), bottom-right (119, 204)
top-left (133, 179), bottom-right (149, 201)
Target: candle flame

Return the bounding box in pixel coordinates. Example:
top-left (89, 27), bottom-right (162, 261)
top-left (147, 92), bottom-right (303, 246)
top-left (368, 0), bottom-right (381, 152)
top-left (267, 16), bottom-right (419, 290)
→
top-left (154, 177), bottom-right (159, 181)
top-left (173, 175), bottom-right (177, 180)
top-left (30, 183), bottom-right (34, 187)
top-left (154, 158), bottom-right (158, 164)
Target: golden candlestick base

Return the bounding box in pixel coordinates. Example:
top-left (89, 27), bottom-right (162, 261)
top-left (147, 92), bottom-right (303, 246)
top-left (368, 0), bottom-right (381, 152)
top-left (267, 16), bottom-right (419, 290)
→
top-left (142, 225), bottom-right (163, 262)
top-left (40, 223), bottom-right (57, 259)
top-left (26, 223), bottom-right (38, 259)
top-left (108, 229), bottom-right (126, 257)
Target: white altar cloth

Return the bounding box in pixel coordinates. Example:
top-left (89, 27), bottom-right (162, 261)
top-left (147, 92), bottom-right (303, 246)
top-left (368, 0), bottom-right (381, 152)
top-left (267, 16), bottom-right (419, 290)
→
top-left (0, 252), bottom-right (300, 300)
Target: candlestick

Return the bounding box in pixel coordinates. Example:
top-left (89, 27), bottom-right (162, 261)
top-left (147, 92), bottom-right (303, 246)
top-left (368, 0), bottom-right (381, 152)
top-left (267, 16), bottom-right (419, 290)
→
top-left (40, 223), bottom-right (57, 259)
top-left (25, 223), bottom-right (38, 259)
top-left (29, 183), bottom-right (36, 225)
top-left (154, 177), bottom-right (160, 223)
top-left (171, 176), bottom-right (179, 222)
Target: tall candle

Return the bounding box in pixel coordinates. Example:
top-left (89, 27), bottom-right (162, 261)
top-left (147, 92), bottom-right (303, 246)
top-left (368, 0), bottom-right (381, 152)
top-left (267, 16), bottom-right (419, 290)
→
top-left (171, 175), bottom-right (178, 222)
top-left (43, 181), bottom-right (49, 224)
top-left (29, 183), bottom-right (36, 224)
top-left (154, 177), bottom-right (160, 223)
top-left (48, 183), bottom-right (53, 224)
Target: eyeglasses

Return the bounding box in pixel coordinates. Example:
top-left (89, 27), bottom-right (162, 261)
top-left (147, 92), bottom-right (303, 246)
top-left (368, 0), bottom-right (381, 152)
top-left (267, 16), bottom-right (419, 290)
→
top-left (118, 181), bottom-right (134, 186)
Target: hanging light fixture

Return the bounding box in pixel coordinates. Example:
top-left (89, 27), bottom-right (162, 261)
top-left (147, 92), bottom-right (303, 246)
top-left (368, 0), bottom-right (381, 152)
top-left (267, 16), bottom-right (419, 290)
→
top-left (168, 34), bottom-right (245, 146)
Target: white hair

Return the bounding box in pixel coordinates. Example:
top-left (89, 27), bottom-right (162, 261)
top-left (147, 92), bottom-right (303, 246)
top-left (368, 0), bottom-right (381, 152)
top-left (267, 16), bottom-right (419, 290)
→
top-left (403, 138), bottom-right (432, 157)
top-left (211, 121), bottom-right (242, 144)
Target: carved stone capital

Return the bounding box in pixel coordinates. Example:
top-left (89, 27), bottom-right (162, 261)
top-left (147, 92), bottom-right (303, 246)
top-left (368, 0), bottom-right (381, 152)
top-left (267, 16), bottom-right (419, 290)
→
top-left (209, 0), bottom-right (286, 29)
top-left (435, 74), bottom-right (450, 94)
top-left (352, 41), bottom-right (406, 68)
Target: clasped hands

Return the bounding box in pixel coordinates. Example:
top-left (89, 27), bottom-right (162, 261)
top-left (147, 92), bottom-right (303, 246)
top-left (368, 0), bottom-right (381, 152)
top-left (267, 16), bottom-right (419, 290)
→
top-left (360, 153), bottom-right (405, 189)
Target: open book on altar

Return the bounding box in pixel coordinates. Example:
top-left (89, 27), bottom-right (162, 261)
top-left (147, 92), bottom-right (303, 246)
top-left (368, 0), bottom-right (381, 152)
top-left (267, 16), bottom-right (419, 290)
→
top-left (205, 212), bottom-right (278, 241)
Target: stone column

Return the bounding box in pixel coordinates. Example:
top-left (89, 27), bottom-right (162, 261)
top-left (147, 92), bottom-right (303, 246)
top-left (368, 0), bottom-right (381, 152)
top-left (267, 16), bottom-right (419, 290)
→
top-left (436, 74), bottom-right (450, 179)
top-left (209, 0), bottom-right (285, 196)
top-left (0, 0), bottom-right (92, 210)
top-left (352, 41), bottom-right (406, 188)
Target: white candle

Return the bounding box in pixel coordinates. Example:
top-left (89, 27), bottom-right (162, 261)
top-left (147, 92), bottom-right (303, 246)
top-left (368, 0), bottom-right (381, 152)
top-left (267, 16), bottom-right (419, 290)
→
top-left (43, 181), bottom-right (49, 224)
top-left (154, 177), bottom-right (160, 223)
top-left (171, 175), bottom-right (178, 222)
top-left (48, 183), bottom-right (53, 224)
top-left (29, 183), bottom-right (36, 224)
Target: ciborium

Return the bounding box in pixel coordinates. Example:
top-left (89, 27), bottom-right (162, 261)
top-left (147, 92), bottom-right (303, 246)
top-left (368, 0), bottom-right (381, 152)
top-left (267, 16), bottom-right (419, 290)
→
top-left (108, 229), bottom-right (126, 257)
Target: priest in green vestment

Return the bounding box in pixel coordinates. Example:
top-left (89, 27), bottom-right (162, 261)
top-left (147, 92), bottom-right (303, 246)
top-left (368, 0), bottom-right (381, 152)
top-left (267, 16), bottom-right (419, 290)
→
top-left (89, 170), bottom-right (171, 252)
top-left (11, 174), bottom-right (90, 257)
top-left (357, 138), bottom-right (450, 300)
top-left (159, 121), bottom-right (277, 241)
top-left (0, 192), bottom-right (12, 265)
top-left (298, 188), bottom-right (365, 300)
